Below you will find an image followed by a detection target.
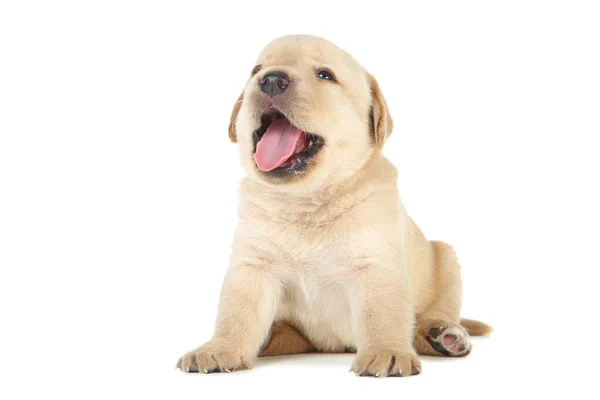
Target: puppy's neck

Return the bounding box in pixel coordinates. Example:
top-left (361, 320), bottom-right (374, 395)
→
top-left (240, 153), bottom-right (397, 225)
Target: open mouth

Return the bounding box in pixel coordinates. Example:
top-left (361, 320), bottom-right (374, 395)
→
top-left (253, 108), bottom-right (324, 177)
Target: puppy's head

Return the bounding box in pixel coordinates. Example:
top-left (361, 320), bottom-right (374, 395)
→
top-left (229, 35), bottom-right (392, 191)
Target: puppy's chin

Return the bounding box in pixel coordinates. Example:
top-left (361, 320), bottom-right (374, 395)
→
top-left (250, 107), bottom-right (325, 184)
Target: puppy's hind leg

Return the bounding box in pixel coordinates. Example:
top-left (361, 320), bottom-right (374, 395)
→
top-left (413, 241), bottom-right (475, 357)
top-left (259, 321), bottom-right (317, 357)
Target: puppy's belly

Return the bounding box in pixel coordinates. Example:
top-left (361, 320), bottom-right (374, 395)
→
top-left (275, 278), bottom-right (356, 352)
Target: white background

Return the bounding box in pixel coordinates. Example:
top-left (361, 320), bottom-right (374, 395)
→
top-left (1, 1), bottom-right (599, 399)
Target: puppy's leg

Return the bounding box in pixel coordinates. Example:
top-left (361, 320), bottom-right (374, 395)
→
top-left (177, 259), bottom-right (281, 373)
top-left (413, 241), bottom-right (471, 357)
top-left (259, 321), bottom-right (317, 357)
top-left (349, 263), bottom-right (421, 377)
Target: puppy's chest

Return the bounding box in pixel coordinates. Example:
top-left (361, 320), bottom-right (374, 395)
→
top-left (275, 251), bottom-right (357, 350)
top-left (246, 208), bottom-right (371, 349)
top-left (261, 216), bottom-right (354, 272)
top-left (269, 220), bottom-right (357, 338)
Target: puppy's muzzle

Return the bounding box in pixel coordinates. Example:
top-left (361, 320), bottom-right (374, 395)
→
top-left (258, 72), bottom-right (289, 97)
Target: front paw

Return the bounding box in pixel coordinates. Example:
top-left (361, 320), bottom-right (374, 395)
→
top-left (176, 339), bottom-right (250, 373)
top-left (351, 349), bottom-right (421, 377)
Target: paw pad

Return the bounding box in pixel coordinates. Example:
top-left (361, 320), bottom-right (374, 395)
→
top-left (426, 323), bottom-right (471, 357)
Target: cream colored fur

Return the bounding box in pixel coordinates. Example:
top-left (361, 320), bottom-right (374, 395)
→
top-left (177, 35), bottom-right (490, 377)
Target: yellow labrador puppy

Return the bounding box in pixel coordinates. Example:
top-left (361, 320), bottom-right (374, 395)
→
top-left (177, 35), bottom-right (491, 377)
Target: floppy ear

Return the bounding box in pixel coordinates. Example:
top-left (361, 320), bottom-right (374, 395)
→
top-left (368, 74), bottom-right (393, 148)
top-left (227, 91), bottom-right (244, 143)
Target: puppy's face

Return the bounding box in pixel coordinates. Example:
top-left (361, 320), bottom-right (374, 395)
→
top-left (229, 35), bottom-right (392, 191)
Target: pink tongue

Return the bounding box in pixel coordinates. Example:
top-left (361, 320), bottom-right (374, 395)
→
top-left (254, 119), bottom-right (306, 172)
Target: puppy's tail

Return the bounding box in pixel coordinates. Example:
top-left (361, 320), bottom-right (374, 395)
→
top-left (460, 318), bottom-right (493, 336)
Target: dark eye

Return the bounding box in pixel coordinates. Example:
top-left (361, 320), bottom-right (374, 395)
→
top-left (251, 65), bottom-right (262, 77)
top-left (316, 69), bottom-right (336, 82)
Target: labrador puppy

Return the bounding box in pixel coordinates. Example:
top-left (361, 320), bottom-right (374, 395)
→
top-left (177, 35), bottom-right (491, 377)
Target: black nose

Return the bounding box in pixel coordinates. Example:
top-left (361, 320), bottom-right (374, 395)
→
top-left (258, 72), bottom-right (289, 97)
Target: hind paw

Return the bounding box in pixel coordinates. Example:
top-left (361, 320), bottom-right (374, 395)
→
top-left (418, 320), bottom-right (472, 357)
